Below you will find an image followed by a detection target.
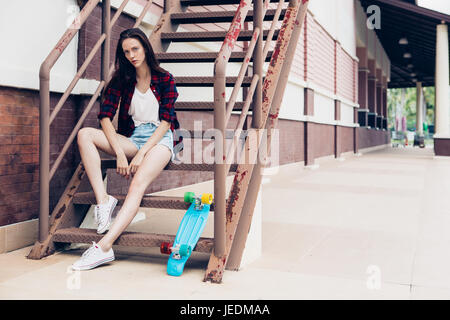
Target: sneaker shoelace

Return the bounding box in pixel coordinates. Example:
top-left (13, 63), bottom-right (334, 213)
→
top-left (81, 242), bottom-right (99, 259)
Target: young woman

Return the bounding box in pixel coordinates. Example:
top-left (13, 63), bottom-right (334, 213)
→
top-left (72, 28), bottom-right (181, 270)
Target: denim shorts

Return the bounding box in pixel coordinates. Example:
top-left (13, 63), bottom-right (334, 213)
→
top-left (128, 122), bottom-right (175, 161)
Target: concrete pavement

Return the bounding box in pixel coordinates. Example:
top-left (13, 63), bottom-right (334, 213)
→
top-left (1, 146), bottom-right (450, 299)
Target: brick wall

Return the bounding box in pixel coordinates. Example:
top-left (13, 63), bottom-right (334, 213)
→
top-left (0, 87), bottom-right (80, 226)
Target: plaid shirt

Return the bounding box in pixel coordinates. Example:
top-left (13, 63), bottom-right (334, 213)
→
top-left (98, 71), bottom-right (181, 148)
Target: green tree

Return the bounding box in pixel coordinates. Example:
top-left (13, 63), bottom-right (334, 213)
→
top-left (387, 86), bottom-right (435, 131)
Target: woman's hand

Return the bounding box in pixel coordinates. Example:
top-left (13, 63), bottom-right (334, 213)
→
top-left (116, 151), bottom-right (130, 178)
top-left (129, 150), bottom-right (145, 175)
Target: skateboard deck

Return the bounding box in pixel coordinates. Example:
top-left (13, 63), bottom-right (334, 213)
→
top-left (161, 192), bottom-right (213, 276)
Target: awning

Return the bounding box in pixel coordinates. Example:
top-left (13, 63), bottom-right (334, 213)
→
top-left (359, 0), bottom-right (450, 88)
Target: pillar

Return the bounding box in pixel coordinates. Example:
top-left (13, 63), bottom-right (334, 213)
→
top-left (435, 23), bottom-right (450, 137)
top-left (382, 76), bottom-right (388, 130)
top-left (416, 81), bottom-right (424, 136)
top-left (434, 23), bottom-right (450, 156)
top-left (376, 68), bottom-right (383, 129)
top-left (367, 59), bottom-right (377, 128)
top-left (357, 47), bottom-right (369, 127)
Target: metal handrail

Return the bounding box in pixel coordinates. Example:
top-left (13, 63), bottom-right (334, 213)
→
top-left (38, 0), bottom-right (152, 242)
top-left (224, 0), bottom-right (286, 165)
top-left (224, 0), bottom-right (274, 123)
top-left (213, 0), bottom-right (286, 257)
top-left (204, 0), bottom-right (310, 282)
top-left (212, 0), bottom-right (254, 257)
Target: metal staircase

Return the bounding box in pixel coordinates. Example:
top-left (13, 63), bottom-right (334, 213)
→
top-left (27, 0), bottom-right (309, 284)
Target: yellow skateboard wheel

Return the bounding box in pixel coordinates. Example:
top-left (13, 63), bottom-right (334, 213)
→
top-left (201, 193), bottom-right (213, 205)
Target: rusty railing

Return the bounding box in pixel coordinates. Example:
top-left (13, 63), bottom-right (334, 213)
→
top-left (212, 0), bottom-right (286, 257)
top-left (206, 0), bottom-right (310, 282)
top-left (38, 0), bottom-right (153, 242)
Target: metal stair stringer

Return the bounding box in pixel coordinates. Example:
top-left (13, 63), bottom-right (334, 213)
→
top-left (149, 0), bottom-right (188, 53)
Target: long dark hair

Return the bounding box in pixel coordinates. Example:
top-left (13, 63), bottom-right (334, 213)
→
top-left (103, 28), bottom-right (167, 96)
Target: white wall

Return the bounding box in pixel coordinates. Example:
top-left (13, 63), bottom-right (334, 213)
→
top-left (308, 0), bottom-right (356, 57)
top-left (0, 0), bottom-right (79, 93)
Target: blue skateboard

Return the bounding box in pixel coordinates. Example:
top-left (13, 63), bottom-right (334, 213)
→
top-left (160, 192), bottom-right (213, 276)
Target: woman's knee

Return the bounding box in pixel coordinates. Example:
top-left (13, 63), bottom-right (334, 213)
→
top-left (77, 127), bottom-right (93, 146)
top-left (128, 176), bottom-right (148, 194)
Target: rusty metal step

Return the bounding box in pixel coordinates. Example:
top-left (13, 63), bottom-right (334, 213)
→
top-left (173, 76), bottom-right (266, 87)
top-left (53, 228), bottom-right (214, 252)
top-left (180, 0), bottom-right (282, 6)
top-left (155, 51), bottom-right (273, 63)
top-left (100, 159), bottom-right (238, 172)
top-left (73, 192), bottom-right (202, 210)
top-left (171, 8), bottom-right (286, 24)
top-left (161, 29), bottom-right (280, 42)
top-left (175, 101), bottom-right (247, 111)
top-left (174, 129), bottom-right (248, 140)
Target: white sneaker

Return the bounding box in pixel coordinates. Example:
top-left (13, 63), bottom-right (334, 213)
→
top-left (94, 195), bottom-right (118, 234)
top-left (72, 242), bottom-right (115, 271)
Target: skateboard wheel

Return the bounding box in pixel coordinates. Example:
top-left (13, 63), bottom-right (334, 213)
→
top-left (184, 192), bottom-right (195, 203)
top-left (160, 242), bottom-right (172, 254)
top-left (179, 244), bottom-right (192, 257)
top-left (201, 193), bottom-right (213, 205)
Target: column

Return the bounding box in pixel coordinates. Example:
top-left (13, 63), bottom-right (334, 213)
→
top-left (357, 47), bottom-right (369, 127)
top-left (367, 59), bottom-right (377, 128)
top-left (416, 81), bottom-right (424, 136)
top-left (376, 68), bottom-right (383, 129)
top-left (435, 23), bottom-right (450, 137)
top-left (304, 88), bottom-right (315, 165)
top-left (335, 100), bottom-right (341, 158)
top-left (434, 23), bottom-right (450, 156)
top-left (382, 76), bottom-right (388, 130)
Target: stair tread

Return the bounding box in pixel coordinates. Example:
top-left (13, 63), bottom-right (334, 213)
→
top-left (100, 160), bottom-right (238, 172)
top-left (180, 0), bottom-right (282, 5)
top-left (53, 227), bottom-right (214, 252)
top-left (161, 29), bottom-right (280, 42)
top-left (73, 192), bottom-right (199, 210)
top-left (172, 75), bottom-right (265, 87)
top-left (174, 101), bottom-right (246, 110)
top-left (155, 51), bottom-right (272, 63)
top-left (171, 8), bottom-right (286, 23)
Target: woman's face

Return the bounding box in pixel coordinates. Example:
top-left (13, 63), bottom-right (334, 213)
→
top-left (122, 38), bottom-right (146, 69)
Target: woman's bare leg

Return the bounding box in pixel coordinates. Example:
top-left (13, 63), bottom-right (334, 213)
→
top-left (77, 127), bottom-right (138, 204)
top-left (98, 144), bottom-right (172, 251)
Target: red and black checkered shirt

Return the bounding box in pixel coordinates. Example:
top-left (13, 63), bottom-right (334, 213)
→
top-left (98, 71), bottom-right (181, 148)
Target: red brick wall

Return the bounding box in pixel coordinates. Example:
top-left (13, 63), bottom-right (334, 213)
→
top-left (0, 87), bottom-right (81, 226)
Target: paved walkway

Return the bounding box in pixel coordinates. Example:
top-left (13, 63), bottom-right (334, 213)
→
top-left (1, 146), bottom-right (450, 299)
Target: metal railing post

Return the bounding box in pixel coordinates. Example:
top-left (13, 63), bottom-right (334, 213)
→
top-left (38, 71), bottom-right (50, 243)
top-left (164, 0), bottom-right (170, 13)
top-left (213, 54), bottom-right (227, 257)
top-left (252, 0), bottom-right (263, 129)
top-left (102, 0), bottom-right (111, 82)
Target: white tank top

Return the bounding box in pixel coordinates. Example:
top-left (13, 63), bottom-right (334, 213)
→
top-left (128, 86), bottom-right (160, 127)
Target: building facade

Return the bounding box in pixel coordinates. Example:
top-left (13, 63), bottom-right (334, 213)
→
top-left (0, 0), bottom-right (391, 252)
